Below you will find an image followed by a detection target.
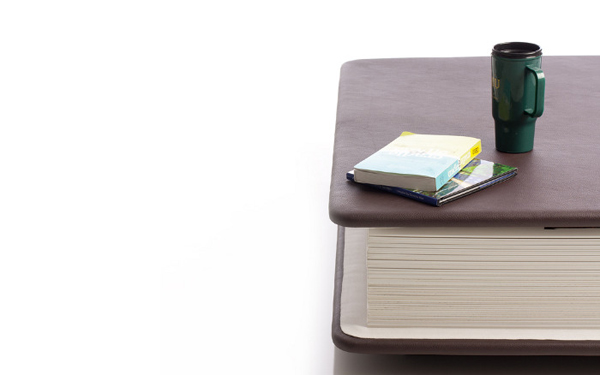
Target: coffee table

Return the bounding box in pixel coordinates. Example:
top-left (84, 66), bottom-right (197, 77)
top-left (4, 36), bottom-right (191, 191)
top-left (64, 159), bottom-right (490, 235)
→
top-left (329, 56), bottom-right (600, 355)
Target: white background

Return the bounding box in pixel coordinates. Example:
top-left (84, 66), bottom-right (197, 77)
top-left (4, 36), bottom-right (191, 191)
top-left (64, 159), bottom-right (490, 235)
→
top-left (2, 1), bottom-right (600, 374)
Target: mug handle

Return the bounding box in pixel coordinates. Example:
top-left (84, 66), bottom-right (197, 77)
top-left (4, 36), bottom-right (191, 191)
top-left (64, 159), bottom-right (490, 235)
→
top-left (525, 65), bottom-right (545, 117)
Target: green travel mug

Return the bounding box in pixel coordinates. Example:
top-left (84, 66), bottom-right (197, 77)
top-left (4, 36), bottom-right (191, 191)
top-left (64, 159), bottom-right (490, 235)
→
top-left (492, 42), bottom-right (545, 153)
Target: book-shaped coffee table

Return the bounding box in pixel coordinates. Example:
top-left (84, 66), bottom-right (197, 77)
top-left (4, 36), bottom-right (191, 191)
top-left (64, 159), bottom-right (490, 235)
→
top-left (329, 56), bottom-right (600, 355)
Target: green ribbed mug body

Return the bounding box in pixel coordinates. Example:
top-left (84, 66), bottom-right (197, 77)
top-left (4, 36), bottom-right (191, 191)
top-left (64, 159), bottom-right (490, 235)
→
top-left (492, 42), bottom-right (545, 153)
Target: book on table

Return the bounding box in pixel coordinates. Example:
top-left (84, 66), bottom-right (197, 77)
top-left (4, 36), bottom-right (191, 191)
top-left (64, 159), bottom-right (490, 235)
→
top-left (353, 131), bottom-right (482, 191)
top-left (347, 159), bottom-right (517, 206)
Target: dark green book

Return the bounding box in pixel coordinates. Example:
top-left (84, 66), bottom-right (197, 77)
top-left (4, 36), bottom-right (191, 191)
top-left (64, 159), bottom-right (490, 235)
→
top-left (347, 159), bottom-right (517, 206)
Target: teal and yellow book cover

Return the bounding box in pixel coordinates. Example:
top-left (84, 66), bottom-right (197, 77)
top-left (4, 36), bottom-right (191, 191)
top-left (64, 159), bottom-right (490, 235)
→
top-left (353, 132), bottom-right (481, 191)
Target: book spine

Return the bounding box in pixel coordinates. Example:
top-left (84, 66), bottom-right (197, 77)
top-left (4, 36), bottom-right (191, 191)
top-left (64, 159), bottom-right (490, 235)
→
top-left (434, 140), bottom-right (482, 190)
top-left (459, 140), bottom-right (482, 169)
top-left (435, 160), bottom-right (462, 191)
top-left (435, 140), bottom-right (481, 190)
top-left (347, 172), bottom-right (439, 206)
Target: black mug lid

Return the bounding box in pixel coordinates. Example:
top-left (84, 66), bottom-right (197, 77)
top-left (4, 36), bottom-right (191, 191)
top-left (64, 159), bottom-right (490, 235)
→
top-left (492, 42), bottom-right (542, 59)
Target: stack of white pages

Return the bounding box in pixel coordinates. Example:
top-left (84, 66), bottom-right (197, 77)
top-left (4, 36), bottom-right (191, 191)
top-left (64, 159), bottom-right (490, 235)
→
top-left (367, 227), bottom-right (600, 329)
